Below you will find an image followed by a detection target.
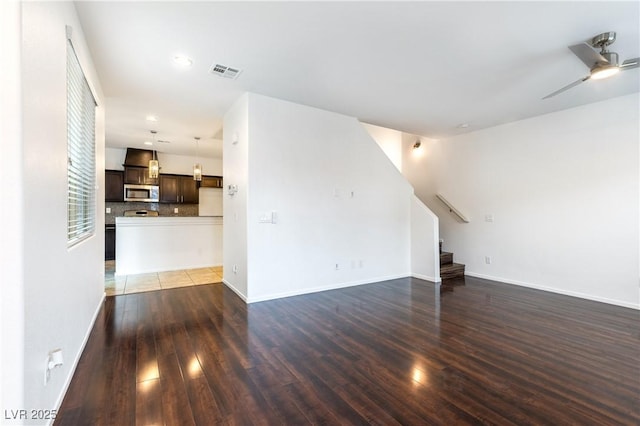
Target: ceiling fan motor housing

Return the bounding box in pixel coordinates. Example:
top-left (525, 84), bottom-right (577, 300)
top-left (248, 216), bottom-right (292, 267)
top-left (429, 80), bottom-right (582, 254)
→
top-left (591, 31), bottom-right (616, 49)
top-left (600, 51), bottom-right (619, 66)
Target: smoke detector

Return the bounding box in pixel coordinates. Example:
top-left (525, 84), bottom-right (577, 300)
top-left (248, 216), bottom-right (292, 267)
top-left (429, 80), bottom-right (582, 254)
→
top-left (209, 63), bottom-right (242, 80)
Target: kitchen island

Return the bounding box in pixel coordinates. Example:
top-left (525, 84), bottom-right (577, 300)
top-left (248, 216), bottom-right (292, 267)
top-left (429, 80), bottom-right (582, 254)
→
top-left (115, 216), bottom-right (222, 276)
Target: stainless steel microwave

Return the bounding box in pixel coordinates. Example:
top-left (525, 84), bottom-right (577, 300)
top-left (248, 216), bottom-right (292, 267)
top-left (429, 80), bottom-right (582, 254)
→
top-left (124, 184), bottom-right (159, 202)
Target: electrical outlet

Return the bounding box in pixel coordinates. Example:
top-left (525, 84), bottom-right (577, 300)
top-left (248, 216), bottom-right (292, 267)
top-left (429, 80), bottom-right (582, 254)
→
top-left (106, 207), bottom-right (111, 214)
top-left (485, 256), bottom-right (492, 264)
top-left (485, 214), bottom-right (494, 222)
top-left (335, 263), bottom-right (340, 270)
top-left (174, 208), bottom-right (179, 214)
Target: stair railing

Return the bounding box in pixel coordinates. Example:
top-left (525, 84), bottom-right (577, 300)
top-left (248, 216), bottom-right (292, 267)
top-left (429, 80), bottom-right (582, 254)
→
top-left (436, 194), bottom-right (469, 223)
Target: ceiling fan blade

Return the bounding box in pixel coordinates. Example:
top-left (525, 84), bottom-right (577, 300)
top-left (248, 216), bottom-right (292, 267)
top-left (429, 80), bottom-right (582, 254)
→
top-left (542, 75), bottom-right (591, 100)
top-left (621, 57), bottom-right (639, 70)
top-left (569, 43), bottom-right (608, 67)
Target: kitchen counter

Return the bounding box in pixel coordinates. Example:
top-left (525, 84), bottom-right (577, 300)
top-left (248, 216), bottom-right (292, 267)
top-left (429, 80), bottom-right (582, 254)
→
top-left (115, 216), bottom-right (222, 275)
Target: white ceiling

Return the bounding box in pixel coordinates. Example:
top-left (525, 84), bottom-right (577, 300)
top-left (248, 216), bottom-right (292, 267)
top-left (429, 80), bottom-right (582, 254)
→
top-left (75, 1), bottom-right (639, 159)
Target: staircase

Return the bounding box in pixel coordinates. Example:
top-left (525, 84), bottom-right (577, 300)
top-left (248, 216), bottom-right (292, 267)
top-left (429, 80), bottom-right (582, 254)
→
top-left (440, 241), bottom-right (465, 281)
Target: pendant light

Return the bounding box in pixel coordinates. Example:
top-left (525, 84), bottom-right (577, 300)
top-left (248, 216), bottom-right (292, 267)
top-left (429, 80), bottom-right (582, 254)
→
top-left (148, 130), bottom-right (159, 179)
top-left (193, 136), bottom-right (202, 181)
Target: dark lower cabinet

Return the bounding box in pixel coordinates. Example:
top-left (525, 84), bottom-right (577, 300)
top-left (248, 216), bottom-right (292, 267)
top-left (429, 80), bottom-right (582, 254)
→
top-left (105, 225), bottom-right (116, 261)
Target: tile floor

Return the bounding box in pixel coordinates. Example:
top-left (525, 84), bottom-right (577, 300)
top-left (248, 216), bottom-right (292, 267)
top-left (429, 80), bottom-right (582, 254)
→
top-left (104, 260), bottom-right (223, 296)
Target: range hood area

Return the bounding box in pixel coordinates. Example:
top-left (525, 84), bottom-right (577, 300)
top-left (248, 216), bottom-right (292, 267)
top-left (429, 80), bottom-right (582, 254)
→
top-left (123, 148), bottom-right (158, 168)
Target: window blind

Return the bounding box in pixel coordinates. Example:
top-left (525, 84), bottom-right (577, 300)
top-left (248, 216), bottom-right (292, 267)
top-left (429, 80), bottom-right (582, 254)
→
top-left (67, 36), bottom-right (96, 246)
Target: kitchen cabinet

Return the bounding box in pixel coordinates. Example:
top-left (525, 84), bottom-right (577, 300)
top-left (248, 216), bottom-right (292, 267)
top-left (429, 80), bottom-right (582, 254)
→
top-left (105, 224), bottom-right (116, 260)
top-left (160, 174), bottom-right (199, 204)
top-left (124, 166), bottom-right (158, 185)
top-left (181, 176), bottom-right (199, 203)
top-left (200, 175), bottom-right (223, 188)
top-left (105, 170), bottom-right (124, 201)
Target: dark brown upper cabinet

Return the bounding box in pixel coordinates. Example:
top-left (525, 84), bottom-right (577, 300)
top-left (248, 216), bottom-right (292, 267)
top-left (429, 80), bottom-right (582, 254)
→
top-left (124, 166), bottom-right (158, 185)
top-left (160, 174), bottom-right (199, 204)
top-left (200, 175), bottom-right (224, 189)
top-left (105, 170), bottom-right (124, 202)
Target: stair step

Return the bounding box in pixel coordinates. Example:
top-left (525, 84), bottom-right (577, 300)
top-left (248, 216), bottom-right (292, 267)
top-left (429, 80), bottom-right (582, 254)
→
top-left (441, 262), bottom-right (465, 280)
top-left (440, 252), bottom-right (453, 266)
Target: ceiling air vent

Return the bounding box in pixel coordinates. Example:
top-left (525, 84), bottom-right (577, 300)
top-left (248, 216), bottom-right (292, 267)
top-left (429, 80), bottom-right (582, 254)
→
top-left (209, 63), bottom-right (242, 80)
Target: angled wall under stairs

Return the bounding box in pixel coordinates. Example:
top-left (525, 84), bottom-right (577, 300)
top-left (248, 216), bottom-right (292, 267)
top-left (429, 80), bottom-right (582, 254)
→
top-left (224, 93), bottom-right (440, 303)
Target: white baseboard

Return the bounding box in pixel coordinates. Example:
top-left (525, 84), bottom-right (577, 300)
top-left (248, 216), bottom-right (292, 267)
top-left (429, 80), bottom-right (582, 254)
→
top-left (243, 273), bottom-right (409, 304)
top-left (465, 271), bottom-right (640, 310)
top-left (411, 273), bottom-right (441, 283)
top-left (50, 292), bottom-right (106, 425)
top-left (222, 279), bottom-right (248, 302)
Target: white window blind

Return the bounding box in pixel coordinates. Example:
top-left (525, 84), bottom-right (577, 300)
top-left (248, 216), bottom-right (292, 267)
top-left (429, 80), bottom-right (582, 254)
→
top-left (67, 34), bottom-right (96, 246)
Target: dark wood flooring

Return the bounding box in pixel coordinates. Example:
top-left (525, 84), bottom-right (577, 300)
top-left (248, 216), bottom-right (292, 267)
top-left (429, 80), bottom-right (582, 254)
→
top-left (55, 276), bottom-right (640, 425)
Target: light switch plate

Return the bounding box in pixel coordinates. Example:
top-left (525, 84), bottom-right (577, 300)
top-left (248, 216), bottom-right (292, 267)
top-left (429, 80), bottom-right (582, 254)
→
top-left (258, 211), bottom-right (277, 224)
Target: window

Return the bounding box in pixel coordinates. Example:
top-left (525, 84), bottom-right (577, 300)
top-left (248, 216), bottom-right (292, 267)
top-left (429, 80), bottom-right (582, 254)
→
top-left (67, 32), bottom-right (96, 246)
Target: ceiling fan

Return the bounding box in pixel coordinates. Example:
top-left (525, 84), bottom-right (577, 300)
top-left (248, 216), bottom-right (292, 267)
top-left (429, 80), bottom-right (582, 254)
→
top-left (543, 31), bottom-right (639, 99)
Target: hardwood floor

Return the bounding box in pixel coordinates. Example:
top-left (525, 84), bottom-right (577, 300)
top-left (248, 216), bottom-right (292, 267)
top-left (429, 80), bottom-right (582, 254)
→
top-left (55, 277), bottom-right (640, 425)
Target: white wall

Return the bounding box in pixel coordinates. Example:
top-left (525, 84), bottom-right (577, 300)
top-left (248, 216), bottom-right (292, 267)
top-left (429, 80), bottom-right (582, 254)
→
top-left (411, 196), bottom-right (440, 283)
top-left (242, 94), bottom-right (413, 302)
top-left (363, 125), bottom-right (441, 284)
top-left (401, 134), bottom-right (439, 202)
top-left (403, 94), bottom-right (639, 309)
top-left (116, 217), bottom-right (222, 275)
top-left (198, 188), bottom-right (223, 216)
top-left (223, 94), bottom-right (250, 299)
top-left (362, 122), bottom-right (403, 171)
top-left (19, 1), bottom-right (106, 419)
top-left (1, 0), bottom-right (25, 416)
top-left (104, 146), bottom-right (126, 170)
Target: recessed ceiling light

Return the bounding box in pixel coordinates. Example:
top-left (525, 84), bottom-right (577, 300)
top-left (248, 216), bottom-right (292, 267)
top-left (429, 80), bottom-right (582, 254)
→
top-left (146, 115), bottom-right (158, 122)
top-left (173, 55), bottom-right (193, 68)
top-left (144, 141), bottom-right (153, 146)
top-left (457, 123), bottom-right (470, 129)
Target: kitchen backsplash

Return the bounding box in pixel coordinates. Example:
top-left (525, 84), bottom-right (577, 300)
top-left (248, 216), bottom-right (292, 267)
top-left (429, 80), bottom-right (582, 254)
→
top-left (105, 202), bottom-right (199, 224)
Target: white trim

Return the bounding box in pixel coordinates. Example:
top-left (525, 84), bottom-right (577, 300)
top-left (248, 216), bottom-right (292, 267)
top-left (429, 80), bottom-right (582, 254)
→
top-left (50, 292), bottom-right (106, 426)
top-left (116, 216), bottom-right (222, 227)
top-left (465, 272), bottom-right (640, 310)
top-left (244, 273), bottom-right (409, 304)
top-left (222, 279), bottom-right (248, 302)
top-left (412, 273), bottom-right (441, 283)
